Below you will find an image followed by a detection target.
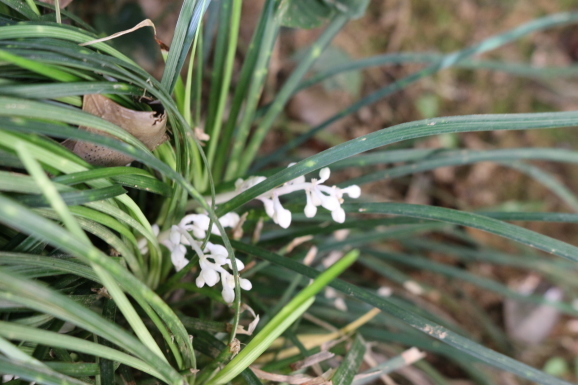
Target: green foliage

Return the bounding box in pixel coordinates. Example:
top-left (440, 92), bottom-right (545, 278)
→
top-left (1, 1), bottom-right (578, 385)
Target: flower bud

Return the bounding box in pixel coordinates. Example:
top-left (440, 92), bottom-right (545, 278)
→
top-left (331, 207), bottom-right (346, 223)
top-left (319, 167), bottom-right (330, 182)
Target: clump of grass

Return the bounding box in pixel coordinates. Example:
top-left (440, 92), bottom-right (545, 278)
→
top-left (1, 2), bottom-right (578, 385)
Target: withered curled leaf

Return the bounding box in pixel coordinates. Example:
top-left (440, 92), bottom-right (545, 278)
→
top-left (65, 94), bottom-right (168, 167)
top-left (79, 19), bottom-right (169, 51)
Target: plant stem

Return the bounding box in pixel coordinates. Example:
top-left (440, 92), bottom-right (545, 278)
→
top-left (54, 0), bottom-right (61, 23)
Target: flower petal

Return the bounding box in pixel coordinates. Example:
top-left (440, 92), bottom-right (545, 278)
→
top-left (169, 225), bottom-right (181, 245)
top-left (276, 206), bottom-right (292, 228)
top-left (259, 197), bottom-right (275, 218)
top-left (221, 273), bottom-right (235, 303)
top-left (220, 212), bottom-right (240, 228)
top-left (240, 278), bottom-right (252, 291)
top-left (191, 225), bottom-right (207, 240)
top-left (170, 244), bottom-right (188, 271)
top-left (202, 268), bottom-right (219, 287)
top-left (310, 188), bottom-right (323, 206)
top-left (273, 195), bottom-right (292, 228)
top-left (235, 258), bottom-right (245, 270)
top-left (205, 242), bottom-right (228, 257)
top-left (343, 185), bottom-right (361, 198)
top-left (304, 189), bottom-right (317, 217)
top-left (331, 207), bottom-right (346, 223)
top-left (318, 167), bottom-right (330, 183)
top-left (304, 203), bottom-right (317, 218)
top-left (321, 195), bottom-right (340, 211)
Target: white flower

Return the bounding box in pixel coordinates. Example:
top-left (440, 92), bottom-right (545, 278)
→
top-left (179, 214), bottom-right (211, 239)
top-left (236, 166), bottom-right (361, 227)
top-left (196, 260), bottom-right (219, 287)
top-left (331, 207), bottom-right (346, 223)
top-left (340, 185), bottom-right (361, 199)
top-left (158, 166), bottom-right (359, 304)
top-left (219, 212), bottom-right (241, 228)
top-left (222, 273), bottom-right (235, 304)
top-left (221, 274), bottom-right (252, 303)
top-left (239, 277), bottom-right (252, 290)
top-left (195, 241), bottom-right (250, 304)
top-left (170, 244), bottom-right (189, 271)
top-left (159, 225), bottom-right (188, 271)
top-left (259, 192), bottom-right (292, 228)
top-left (179, 211), bottom-right (240, 238)
top-left (161, 215), bottom-right (251, 304)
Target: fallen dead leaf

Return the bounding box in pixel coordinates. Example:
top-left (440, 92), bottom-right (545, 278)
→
top-left (65, 94), bottom-right (168, 167)
top-left (290, 351), bottom-right (335, 371)
top-left (250, 367), bottom-right (334, 385)
top-left (504, 276), bottom-right (562, 344)
top-left (194, 126), bottom-right (210, 143)
top-left (39, 0), bottom-right (74, 8)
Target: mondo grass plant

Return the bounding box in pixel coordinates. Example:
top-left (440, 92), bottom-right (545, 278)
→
top-left (1, 1), bottom-right (578, 385)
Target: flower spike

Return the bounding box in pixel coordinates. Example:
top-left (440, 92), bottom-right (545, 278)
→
top-left (159, 214), bottom-right (251, 304)
top-left (235, 165), bottom-right (361, 227)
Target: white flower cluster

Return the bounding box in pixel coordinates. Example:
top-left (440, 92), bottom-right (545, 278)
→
top-left (158, 166), bottom-right (360, 303)
top-left (235, 166), bottom-right (360, 229)
top-left (161, 212), bottom-right (251, 303)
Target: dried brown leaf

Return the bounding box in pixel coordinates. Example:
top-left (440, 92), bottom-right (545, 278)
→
top-left (79, 19), bottom-right (169, 51)
top-left (285, 235), bottom-right (314, 253)
top-left (39, 0), bottom-right (74, 8)
top-left (233, 212), bottom-right (248, 240)
top-left (194, 127), bottom-right (210, 143)
top-left (250, 367), bottom-right (313, 384)
top-left (290, 351), bottom-right (335, 371)
top-left (504, 276), bottom-right (562, 344)
top-left (65, 94), bottom-right (167, 167)
top-left (250, 367), bottom-right (334, 385)
top-left (233, 304), bottom-right (260, 336)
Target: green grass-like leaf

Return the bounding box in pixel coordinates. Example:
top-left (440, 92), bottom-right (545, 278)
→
top-left (208, 249), bottom-right (360, 385)
top-left (0, 321), bottom-right (164, 379)
top-left (230, 240), bottom-right (572, 385)
top-left (0, 356), bottom-right (89, 385)
top-left (161, 0), bottom-right (212, 93)
top-left (342, 202), bottom-right (578, 263)
top-left (332, 334), bottom-right (366, 385)
top-left (219, 111), bottom-right (578, 215)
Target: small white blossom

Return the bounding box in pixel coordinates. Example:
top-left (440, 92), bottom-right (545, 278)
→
top-left (236, 166), bottom-right (360, 228)
top-left (159, 213), bottom-right (251, 304)
top-left (170, 243), bottom-right (188, 271)
top-left (178, 211), bottom-right (240, 239)
top-left (256, 192), bottom-right (292, 228)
